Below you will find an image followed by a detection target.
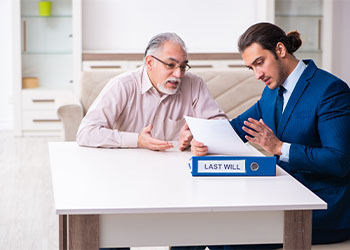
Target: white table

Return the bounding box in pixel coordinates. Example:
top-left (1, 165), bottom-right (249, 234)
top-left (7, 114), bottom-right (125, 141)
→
top-left (48, 142), bottom-right (326, 250)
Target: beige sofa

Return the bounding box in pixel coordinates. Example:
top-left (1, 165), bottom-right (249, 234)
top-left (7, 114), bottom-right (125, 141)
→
top-left (55, 68), bottom-right (265, 142)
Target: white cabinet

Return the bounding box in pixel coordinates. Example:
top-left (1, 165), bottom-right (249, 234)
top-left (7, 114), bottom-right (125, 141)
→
top-left (14, 0), bottom-right (73, 136)
top-left (21, 89), bottom-right (71, 134)
top-left (274, 0), bottom-right (325, 67)
top-left (75, 0), bottom-right (274, 79)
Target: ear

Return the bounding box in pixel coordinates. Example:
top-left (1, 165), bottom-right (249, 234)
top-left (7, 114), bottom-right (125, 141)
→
top-left (275, 42), bottom-right (287, 58)
top-left (145, 55), bottom-right (154, 71)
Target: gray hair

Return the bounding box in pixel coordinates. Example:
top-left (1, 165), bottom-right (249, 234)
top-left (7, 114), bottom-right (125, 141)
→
top-left (144, 32), bottom-right (187, 57)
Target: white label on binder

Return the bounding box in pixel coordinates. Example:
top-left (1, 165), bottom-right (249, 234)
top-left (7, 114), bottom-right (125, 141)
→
top-left (197, 160), bottom-right (246, 173)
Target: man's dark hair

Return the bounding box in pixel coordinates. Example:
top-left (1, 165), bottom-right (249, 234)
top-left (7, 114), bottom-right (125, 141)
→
top-left (238, 22), bottom-right (302, 59)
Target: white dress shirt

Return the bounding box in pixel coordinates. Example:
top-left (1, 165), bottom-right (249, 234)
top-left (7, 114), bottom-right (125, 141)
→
top-left (77, 67), bottom-right (227, 148)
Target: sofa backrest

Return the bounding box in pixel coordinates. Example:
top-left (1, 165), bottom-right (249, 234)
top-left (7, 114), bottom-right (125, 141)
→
top-left (80, 68), bottom-right (264, 119)
top-left (192, 69), bottom-right (264, 119)
top-left (80, 70), bottom-right (126, 114)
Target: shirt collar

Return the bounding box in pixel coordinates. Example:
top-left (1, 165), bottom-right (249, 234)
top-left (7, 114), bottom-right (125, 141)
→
top-left (282, 60), bottom-right (307, 93)
top-left (141, 66), bottom-right (154, 94)
top-left (141, 66), bottom-right (184, 96)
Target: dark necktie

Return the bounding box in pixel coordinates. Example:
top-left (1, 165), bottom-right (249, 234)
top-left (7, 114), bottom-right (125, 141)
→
top-left (275, 86), bottom-right (285, 129)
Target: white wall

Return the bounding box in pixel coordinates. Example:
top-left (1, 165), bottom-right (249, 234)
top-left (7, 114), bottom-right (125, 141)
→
top-left (331, 0), bottom-right (350, 84)
top-left (0, 0), bottom-right (14, 130)
top-left (1, 0), bottom-right (348, 131)
top-left (82, 0), bottom-right (270, 53)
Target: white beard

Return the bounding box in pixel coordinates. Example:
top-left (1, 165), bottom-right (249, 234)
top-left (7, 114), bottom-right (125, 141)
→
top-left (157, 77), bottom-right (181, 95)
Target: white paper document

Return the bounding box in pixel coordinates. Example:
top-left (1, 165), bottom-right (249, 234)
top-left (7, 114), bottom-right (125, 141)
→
top-left (185, 116), bottom-right (259, 156)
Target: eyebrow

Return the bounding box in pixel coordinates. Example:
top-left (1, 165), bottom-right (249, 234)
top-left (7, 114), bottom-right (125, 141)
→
top-left (167, 57), bottom-right (189, 64)
top-left (250, 56), bottom-right (263, 67)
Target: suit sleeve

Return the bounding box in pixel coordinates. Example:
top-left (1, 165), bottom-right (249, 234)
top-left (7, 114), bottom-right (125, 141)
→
top-left (288, 80), bottom-right (350, 177)
top-left (230, 100), bottom-right (263, 142)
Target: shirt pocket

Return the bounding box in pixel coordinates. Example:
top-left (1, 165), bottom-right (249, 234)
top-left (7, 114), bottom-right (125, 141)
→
top-left (164, 118), bottom-right (185, 141)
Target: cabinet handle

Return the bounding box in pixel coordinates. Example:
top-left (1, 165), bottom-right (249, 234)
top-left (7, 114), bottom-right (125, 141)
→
top-left (90, 65), bottom-right (121, 69)
top-left (190, 65), bottom-right (213, 68)
top-left (228, 64), bottom-right (246, 68)
top-left (23, 20), bottom-right (26, 52)
top-left (32, 119), bottom-right (61, 123)
top-left (32, 99), bottom-right (55, 103)
top-left (318, 19), bottom-right (322, 50)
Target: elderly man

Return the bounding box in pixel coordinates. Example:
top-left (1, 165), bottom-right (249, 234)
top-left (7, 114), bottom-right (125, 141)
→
top-left (78, 33), bottom-right (227, 250)
top-left (77, 32), bottom-right (227, 152)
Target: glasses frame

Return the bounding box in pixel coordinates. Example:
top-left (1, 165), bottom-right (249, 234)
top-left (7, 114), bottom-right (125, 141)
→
top-left (151, 55), bottom-right (191, 72)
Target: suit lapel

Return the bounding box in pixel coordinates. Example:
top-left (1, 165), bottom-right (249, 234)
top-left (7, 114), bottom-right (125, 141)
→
top-left (277, 60), bottom-right (317, 138)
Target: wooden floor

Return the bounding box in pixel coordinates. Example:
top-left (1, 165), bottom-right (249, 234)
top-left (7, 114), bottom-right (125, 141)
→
top-left (0, 132), bottom-right (59, 250)
top-left (0, 131), bottom-right (349, 250)
top-left (0, 131), bottom-right (168, 250)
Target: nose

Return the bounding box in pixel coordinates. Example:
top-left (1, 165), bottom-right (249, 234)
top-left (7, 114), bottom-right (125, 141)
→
top-left (172, 67), bottom-right (184, 78)
top-left (254, 68), bottom-right (264, 80)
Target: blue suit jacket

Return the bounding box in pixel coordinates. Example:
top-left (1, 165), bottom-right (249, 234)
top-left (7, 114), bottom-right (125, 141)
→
top-left (230, 60), bottom-right (350, 230)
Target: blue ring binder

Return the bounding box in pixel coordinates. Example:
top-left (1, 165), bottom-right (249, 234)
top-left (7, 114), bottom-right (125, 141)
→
top-left (189, 156), bottom-right (276, 176)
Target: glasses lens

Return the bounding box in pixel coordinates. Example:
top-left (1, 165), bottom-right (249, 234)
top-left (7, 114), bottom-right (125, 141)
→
top-left (178, 65), bottom-right (186, 71)
top-left (178, 64), bottom-right (191, 72)
top-left (153, 56), bottom-right (190, 72)
top-left (165, 63), bottom-right (176, 70)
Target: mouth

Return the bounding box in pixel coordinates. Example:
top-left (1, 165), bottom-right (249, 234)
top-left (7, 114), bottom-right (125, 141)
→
top-left (166, 80), bottom-right (179, 88)
top-left (263, 77), bottom-right (271, 85)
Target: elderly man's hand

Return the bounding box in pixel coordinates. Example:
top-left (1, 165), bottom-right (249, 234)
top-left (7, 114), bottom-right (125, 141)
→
top-left (190, 139), bottom-right (208, 156)
top-left (138, 125), bottom-right (173, 151)
top-left (178, 123), bottom-right (193, 151)
top-left (242, 118), bottom-right (283, 155)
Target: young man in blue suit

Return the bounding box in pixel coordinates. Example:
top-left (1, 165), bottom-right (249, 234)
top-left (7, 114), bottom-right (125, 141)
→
top-left (184, 22), bottom-right (350, 249)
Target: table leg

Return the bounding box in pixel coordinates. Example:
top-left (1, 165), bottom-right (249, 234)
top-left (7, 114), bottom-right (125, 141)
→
top-left (283, 210), bottom-right (312, 250)
top-left (68, 214), bottom-right (99, 250)
top-left (59, 215), bottom-right (68, 250)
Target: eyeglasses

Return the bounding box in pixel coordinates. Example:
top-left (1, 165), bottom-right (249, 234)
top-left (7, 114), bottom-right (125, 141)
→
top-left (151, 55), bottom-right (191, 72)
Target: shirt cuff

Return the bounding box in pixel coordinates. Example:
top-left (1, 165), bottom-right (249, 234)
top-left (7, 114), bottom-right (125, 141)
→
top-left (120, 132), bottom-right (139, 148)
top-left (279, 142), bottom-right (291, 163)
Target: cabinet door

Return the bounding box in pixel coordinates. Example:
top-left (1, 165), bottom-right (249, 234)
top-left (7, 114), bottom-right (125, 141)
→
top-left (22, 54), bottom-right (73, 88)
top-left (275, 16), bottom-right (322, 52)
top-left (275, 0), bottom-right (323, 66)
top-left (22, 17), bottom-right (72, 54)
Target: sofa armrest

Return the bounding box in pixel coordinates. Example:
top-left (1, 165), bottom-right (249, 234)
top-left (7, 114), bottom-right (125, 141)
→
top-left (55, 95), bottom-right (84, 141)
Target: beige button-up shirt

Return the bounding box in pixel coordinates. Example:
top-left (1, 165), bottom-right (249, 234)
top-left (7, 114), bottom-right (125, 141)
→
top-left (77, 67), bottom-right (227, 148)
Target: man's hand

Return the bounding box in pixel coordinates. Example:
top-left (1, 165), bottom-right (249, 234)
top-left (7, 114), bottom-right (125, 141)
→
top-left (138, 125), bottom-right (173, 151)
top-left (191, 139), bottom-right (208, 156)
top-left (242, 118), bottom-right (283, 155)
top-left (178, 123), bottom-right (193, 151)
